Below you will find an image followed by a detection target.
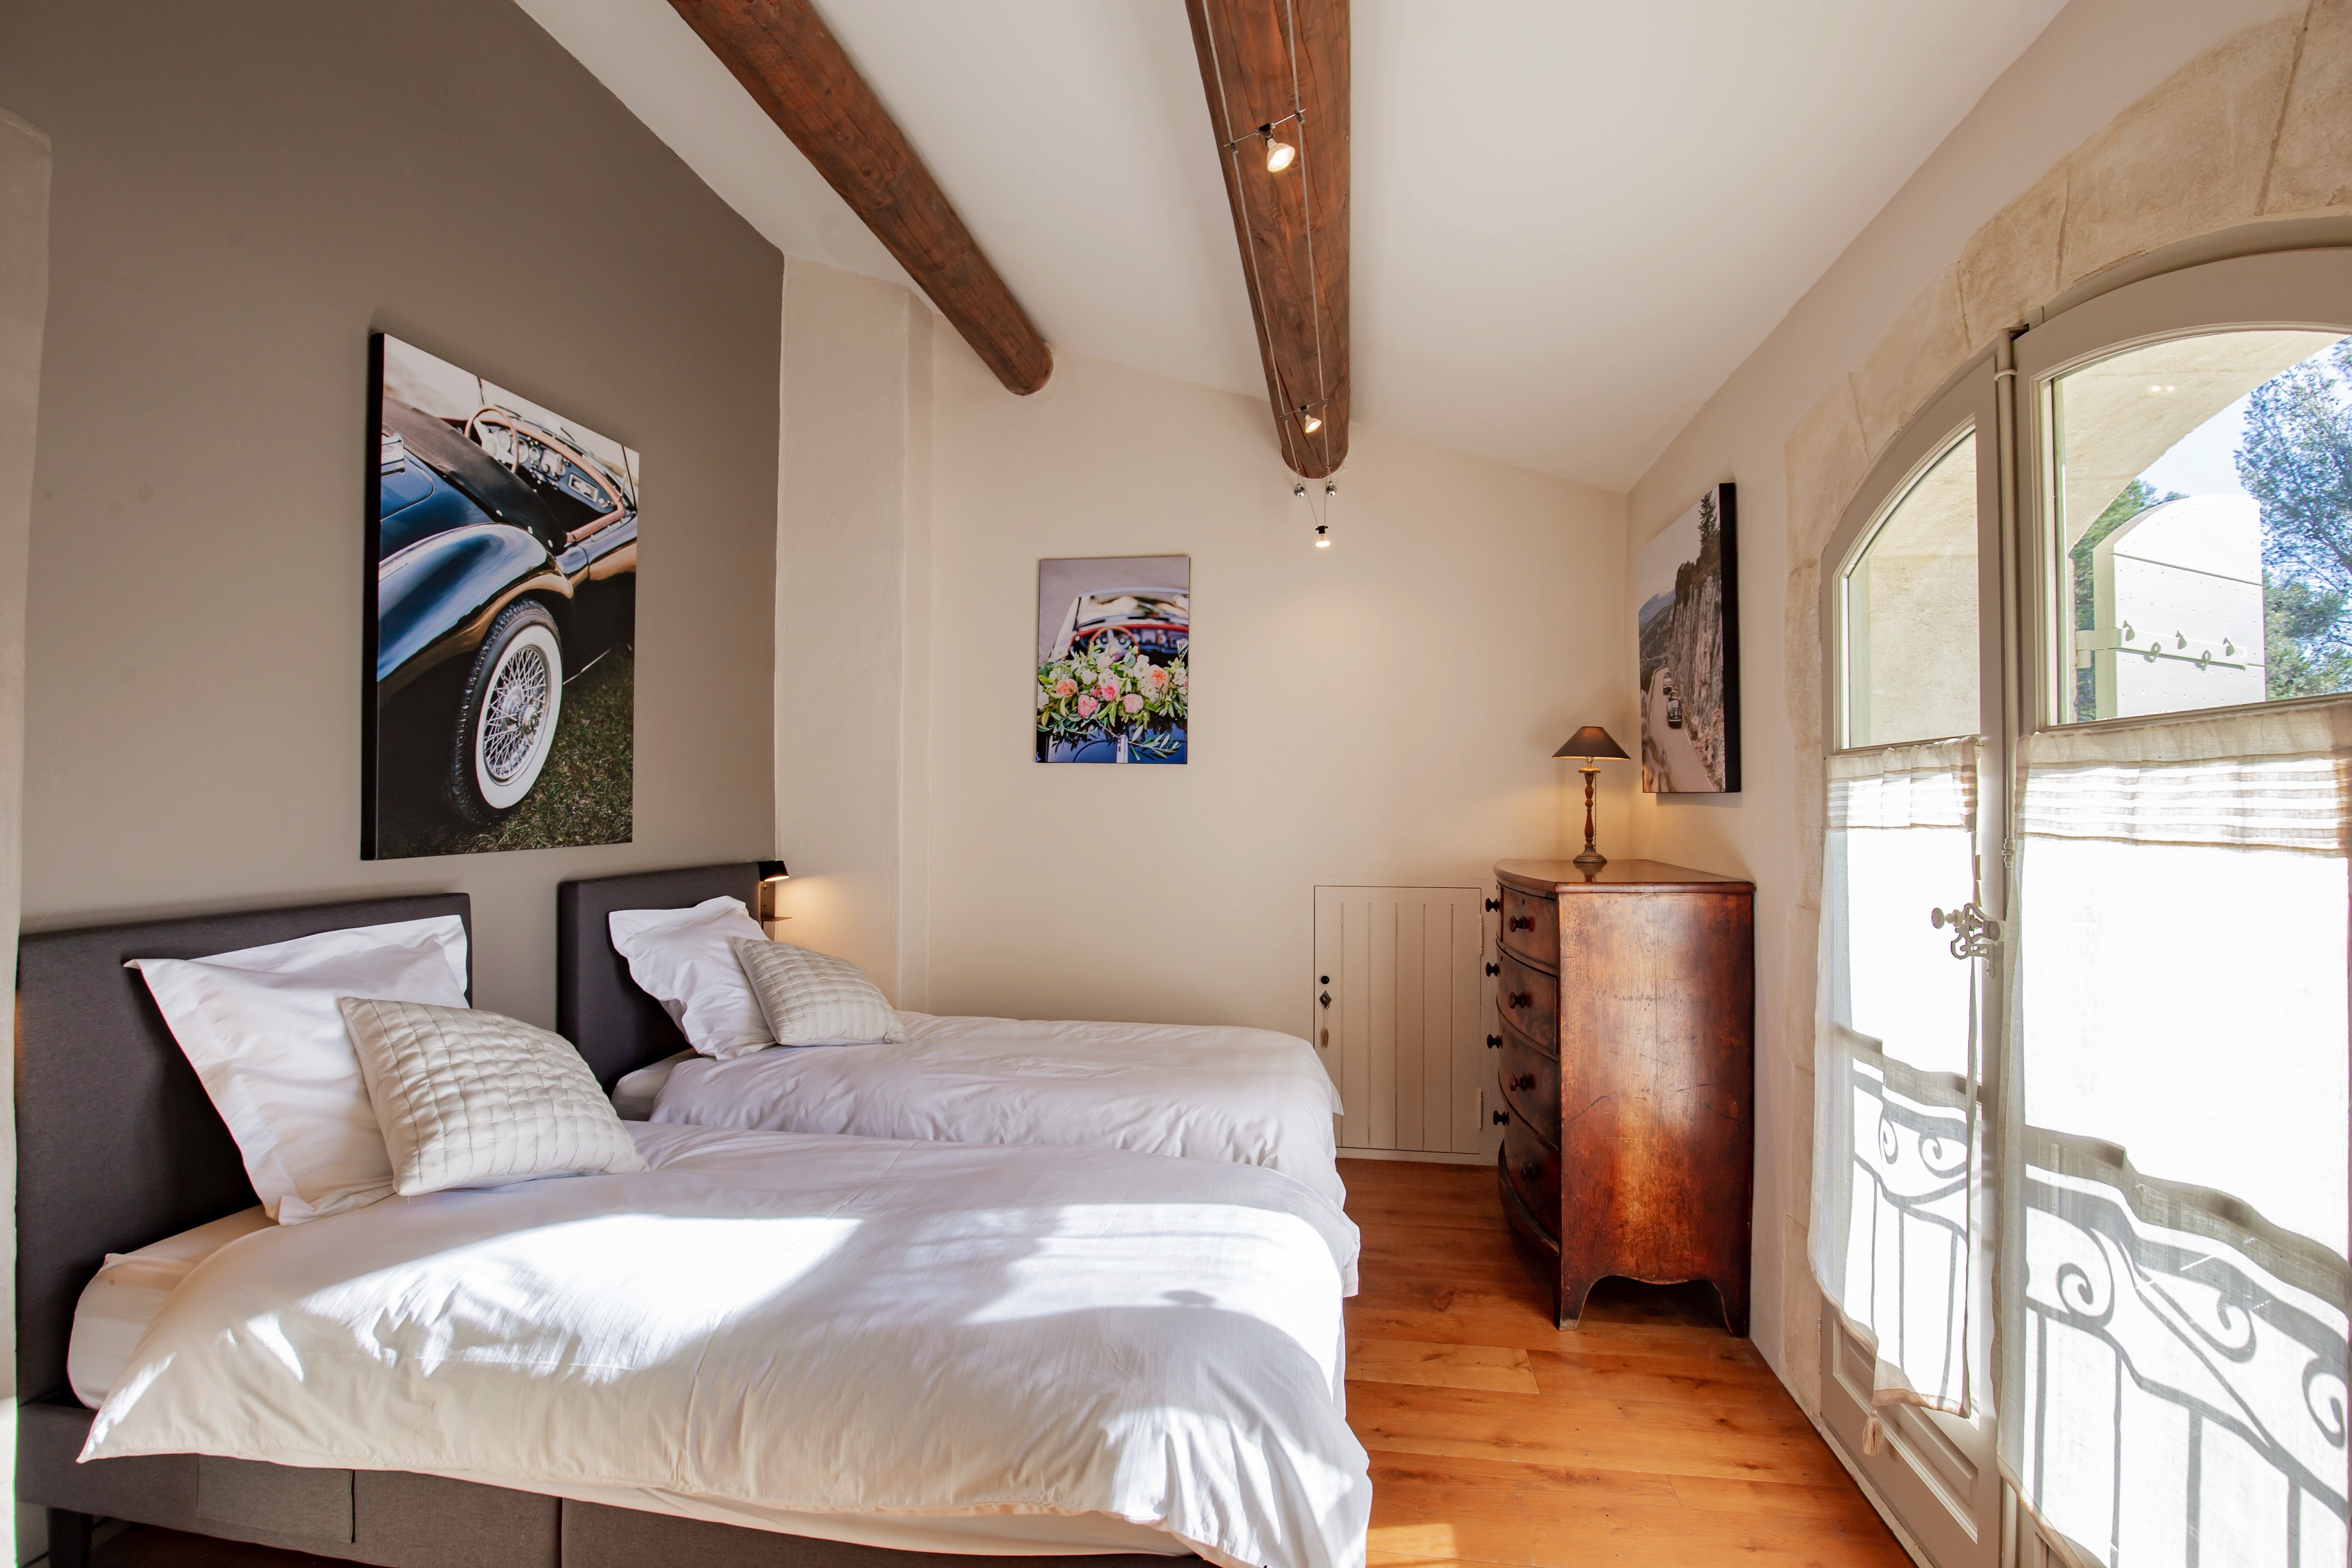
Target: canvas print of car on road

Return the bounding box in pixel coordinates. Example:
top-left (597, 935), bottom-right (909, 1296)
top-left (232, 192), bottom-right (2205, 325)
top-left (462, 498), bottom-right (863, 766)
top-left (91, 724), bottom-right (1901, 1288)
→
top-left (1635, 483), bottom-right (1740, 794)
top-left (1036, 555), bottom-right (1189, 764)
top-left (364, 333), bottom-right (638, 858)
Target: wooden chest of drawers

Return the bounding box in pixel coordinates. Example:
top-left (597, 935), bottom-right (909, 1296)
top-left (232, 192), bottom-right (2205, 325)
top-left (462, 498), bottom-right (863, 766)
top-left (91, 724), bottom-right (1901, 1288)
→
top-left (1492, 858), bottom-right (1755, 1334)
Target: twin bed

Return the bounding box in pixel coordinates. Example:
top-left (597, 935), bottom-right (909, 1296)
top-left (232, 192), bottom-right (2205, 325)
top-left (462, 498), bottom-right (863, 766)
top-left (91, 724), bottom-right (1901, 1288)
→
top-left (561, 864), bottom-right (1345, 1205)
top-left (19, 870), bottom-right (1363, 1568)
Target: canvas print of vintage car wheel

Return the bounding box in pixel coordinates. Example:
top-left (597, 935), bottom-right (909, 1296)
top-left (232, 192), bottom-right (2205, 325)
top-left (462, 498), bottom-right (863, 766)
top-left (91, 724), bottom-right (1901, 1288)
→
top-left (364, 333), bottom-right (638, 858)
top-left (1633, 482), bottom-right (1740, 793)
top-left (1035, 555), bottom-right (1188, 764)
top-left (452, 600), bottom-right (563, 824)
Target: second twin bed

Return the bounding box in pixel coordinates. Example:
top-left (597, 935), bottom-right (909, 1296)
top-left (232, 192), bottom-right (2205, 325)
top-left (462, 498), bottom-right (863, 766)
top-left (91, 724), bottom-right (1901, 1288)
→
top-left (563, 863), bottom-right (1347, 1207)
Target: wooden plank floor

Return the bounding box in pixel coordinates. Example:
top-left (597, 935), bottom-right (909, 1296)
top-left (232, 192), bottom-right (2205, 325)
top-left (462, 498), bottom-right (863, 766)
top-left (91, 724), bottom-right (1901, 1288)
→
top-left (1341, 1156), bottom-right (1907, 1568)
top-left (91, 1157), bottom-right (1904, 1568)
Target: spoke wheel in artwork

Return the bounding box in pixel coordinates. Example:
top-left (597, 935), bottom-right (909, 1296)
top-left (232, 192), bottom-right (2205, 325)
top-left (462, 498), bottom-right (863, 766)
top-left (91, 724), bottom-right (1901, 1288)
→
top-left (450, 600), bottom-right (564, 823)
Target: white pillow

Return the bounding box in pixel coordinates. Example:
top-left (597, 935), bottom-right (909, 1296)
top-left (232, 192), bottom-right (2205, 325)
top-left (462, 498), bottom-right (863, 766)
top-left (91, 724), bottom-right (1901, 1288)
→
top-left (610, 1049), bottom-right (696, 1121)
top-left (337, 998), bottom-right (647, 1196)
top-left (129, 916), bottom-right (471, 1223)
top-left (607, 897), bottom-right (772, 1058)
top-left (729, 937), bottom-right (906, 1047)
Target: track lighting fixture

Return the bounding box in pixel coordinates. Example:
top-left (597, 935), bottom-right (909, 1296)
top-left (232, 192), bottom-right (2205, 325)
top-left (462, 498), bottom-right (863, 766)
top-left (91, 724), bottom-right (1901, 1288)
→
top-left (1324, 481), bottom-right (1337, 499)
top-left (1314, 524), bottom-right (1331, 548)
top-left (1262, 124), bottom-right (1296, 173)
top-left (1293, 482), bottom-right (1308, 499)
top-left (1299, 406), bottom-right (1322, 434)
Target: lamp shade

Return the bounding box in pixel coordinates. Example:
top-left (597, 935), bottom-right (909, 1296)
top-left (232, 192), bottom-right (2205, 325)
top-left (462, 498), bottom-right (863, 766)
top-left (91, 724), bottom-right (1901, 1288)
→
top-left (1552, 727), bottom-right (1629, 761)
top-left (757, 860), bottom-right (790, 882)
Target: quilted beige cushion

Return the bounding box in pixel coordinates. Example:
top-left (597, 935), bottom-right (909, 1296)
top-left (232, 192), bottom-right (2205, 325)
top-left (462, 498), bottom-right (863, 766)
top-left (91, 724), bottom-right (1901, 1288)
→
top-left (729, 938), bottom-right (906, 1047)
top-left (337, 998), bottom-right (646, 1196)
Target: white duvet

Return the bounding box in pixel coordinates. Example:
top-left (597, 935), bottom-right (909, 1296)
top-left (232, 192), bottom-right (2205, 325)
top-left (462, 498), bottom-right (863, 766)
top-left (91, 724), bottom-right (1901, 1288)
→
top-left (84, 1124), bottom-right (1369, 1568)
top-left (653, 1013), bottom-right (1347, 1206)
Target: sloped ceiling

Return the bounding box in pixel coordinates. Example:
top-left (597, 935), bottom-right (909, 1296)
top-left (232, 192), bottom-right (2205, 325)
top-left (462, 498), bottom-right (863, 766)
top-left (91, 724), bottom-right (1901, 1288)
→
top-left (517, 0), bottom-right (2064, 491)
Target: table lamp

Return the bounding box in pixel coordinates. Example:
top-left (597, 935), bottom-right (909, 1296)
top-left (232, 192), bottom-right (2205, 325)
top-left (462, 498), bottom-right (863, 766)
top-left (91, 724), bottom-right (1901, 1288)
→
top-left (1553, 728), bottom-right (1630, 870)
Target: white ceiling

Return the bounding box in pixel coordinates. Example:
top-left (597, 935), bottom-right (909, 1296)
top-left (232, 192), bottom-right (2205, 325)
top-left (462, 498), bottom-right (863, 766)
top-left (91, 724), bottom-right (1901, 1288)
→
top-left (516, 0), bottom-right (2065, 491)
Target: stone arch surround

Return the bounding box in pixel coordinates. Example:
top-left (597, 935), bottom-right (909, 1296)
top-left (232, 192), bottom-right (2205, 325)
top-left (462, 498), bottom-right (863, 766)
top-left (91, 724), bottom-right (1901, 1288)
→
top-left (1774, 0), bottom-right (2352, 1410)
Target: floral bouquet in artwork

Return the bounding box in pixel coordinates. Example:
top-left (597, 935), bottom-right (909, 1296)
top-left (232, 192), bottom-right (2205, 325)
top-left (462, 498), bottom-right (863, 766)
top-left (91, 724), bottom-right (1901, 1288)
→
top-left (1037, 642), bottom-right (1188, 762)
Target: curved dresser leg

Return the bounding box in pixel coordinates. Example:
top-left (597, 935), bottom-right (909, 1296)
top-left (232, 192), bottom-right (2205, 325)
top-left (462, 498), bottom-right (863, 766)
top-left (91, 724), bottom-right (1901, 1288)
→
top-left (1557, 1275), bottom-right (1597, 1332)
top-left (1714, 1274), bottom-right (1751, 1338)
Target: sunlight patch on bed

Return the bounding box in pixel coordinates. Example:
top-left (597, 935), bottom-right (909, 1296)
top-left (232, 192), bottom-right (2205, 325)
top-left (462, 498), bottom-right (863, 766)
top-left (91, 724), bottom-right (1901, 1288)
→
top-left (297, 1214), bottom-right (860, 1373)
top-left (945, 1204), bottom-right (1344, 1370)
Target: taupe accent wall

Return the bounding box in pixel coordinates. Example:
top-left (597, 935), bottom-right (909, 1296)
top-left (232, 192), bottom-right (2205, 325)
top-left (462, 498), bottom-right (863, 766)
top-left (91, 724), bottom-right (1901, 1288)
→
top-left (0, 0), bottom-right (782, 1025)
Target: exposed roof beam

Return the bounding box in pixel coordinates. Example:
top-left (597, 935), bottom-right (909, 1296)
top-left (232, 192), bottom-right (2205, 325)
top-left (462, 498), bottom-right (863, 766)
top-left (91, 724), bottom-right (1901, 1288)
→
top-left (1185, 0), bottom-right (1349, 478)
top-left (669, 0), bottom-right (1053, 395)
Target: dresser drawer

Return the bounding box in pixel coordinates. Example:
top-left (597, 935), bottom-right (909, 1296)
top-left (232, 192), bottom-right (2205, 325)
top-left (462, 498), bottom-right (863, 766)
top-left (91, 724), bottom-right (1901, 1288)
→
top-left (1498, 1025), bottom-right (1559, 1144)
top-left (1498, 886), bottom-right (1557, 968)
top-left (1494, 950), bottom-right (1557, 1046)
top-left (1501, 1109), bottom-right (1562, 1237)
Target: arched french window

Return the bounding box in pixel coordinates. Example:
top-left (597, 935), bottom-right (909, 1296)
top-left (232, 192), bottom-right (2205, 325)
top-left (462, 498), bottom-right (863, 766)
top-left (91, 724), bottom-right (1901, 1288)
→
top-left (1818, 245), bottom-right (2352, 1568)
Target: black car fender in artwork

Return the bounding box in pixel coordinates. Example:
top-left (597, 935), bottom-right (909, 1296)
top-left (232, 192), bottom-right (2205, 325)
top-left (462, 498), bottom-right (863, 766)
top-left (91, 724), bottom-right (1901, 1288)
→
top-left (365, 380), bottom-right (637, 848)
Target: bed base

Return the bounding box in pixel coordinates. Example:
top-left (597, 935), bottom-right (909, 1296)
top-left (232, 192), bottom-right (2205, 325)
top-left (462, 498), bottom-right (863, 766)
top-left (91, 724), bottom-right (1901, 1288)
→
top-left (16, 892), bottom-right (1194, 1568)
top-left (23, 1400), bottom-right (1182, 1568)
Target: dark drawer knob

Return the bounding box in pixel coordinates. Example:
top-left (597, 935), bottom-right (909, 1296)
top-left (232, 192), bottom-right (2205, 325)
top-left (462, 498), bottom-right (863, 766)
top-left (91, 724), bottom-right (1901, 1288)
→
top-left (1483, 897), bottom-right (1501, 912)
top-left (1510, 1073), bottom-right (1535, 1091)
top-left (1521, 1162), bottom-right (1542, 1182)
top-left (1508, 991), bottom-right (1532, 1008)
top-left (1508, 915), bottom-right (1533, 931)
top-left (1485, 1034), bottom-right (1501, 1049)
top-left (1485, 962), bottom-right (1500, 977)
top-left (1492, 1110), bottom-right (1509, 1126)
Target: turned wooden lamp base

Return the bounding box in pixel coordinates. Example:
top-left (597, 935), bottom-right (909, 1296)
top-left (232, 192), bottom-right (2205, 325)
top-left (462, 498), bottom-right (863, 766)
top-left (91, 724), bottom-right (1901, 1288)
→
top-left (1553, 727), bottom-right (1629, 870)
top-left (1573, 764), bottom-right (1606, 868)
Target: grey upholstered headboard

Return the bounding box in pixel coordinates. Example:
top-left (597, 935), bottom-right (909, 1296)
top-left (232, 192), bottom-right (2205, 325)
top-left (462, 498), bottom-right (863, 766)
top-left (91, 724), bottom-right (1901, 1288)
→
top-left (557, 863), bottom-right (759, 1087)
top-left (13, 893), bottom-right (472, 1406)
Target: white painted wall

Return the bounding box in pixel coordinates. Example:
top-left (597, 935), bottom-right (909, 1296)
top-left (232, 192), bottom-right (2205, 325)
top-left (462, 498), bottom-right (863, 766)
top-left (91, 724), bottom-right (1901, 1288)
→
top-left (1622, 0), bottom-right (2297, 1396)
top-left (918, 337), bottom-right (1626, 1039)
top-left (775, 258), bottom-right (935, 1005)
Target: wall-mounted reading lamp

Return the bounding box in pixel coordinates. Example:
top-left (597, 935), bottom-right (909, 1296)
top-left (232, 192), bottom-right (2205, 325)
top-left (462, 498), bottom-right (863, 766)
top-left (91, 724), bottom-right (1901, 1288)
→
top-left (756, 860), bottom-right (791, 923)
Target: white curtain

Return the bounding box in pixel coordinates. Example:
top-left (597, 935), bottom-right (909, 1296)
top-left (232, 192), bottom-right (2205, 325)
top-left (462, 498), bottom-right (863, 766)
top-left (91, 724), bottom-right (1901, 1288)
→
top-left (1814, 737), bottom-right (1983, 1435)
top-left (2000, 704), bottom-right (2352, 1568)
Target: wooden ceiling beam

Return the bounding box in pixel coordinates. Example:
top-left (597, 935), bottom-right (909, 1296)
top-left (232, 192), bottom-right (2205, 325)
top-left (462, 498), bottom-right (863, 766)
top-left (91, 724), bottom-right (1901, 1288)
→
top-left (1185, 0), bottom-right (1349, 478)
top-left (670, 0), bottom-right (1053, 396)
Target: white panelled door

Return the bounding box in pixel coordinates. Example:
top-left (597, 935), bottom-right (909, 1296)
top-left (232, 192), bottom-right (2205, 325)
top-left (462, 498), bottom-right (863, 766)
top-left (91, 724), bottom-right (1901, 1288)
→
top-left (1312, 886), bottom-right (1493, 1158)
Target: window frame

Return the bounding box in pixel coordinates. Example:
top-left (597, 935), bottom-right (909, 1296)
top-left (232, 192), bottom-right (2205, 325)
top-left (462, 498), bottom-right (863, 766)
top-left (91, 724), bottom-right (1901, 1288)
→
top-left (1822, 355), bottom-right (2006, 763)
top-left (2014, 248), bottom-right (2352, 738)
top-left (1811, 240), bottom-right (2352, 1568)
top-left (1814, 354), bottom-right (2009, 1568)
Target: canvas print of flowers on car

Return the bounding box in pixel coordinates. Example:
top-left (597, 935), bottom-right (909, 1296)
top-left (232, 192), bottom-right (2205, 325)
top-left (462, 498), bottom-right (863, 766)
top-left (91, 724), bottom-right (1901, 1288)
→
top-left (1635, 482), bottom-right (1740, 793)
top-left (1035, 555), bottom-right (1189, 764)
top-left (364, 333), bottom-right (639, 858)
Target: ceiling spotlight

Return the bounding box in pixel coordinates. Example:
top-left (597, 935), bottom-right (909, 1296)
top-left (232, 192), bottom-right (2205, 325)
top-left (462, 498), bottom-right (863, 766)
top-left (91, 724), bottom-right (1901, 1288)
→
top-left (1263, 130), bottom-right (1296, 174)
top-left (1293, 481), bottom-right (1308, 499)
top-left (1299, 406), bottom-right (1323, 434)
top-left (1314, 524), bottom-right (1331, 548)
top-left (1324, 481), bottom-right (1338, 499)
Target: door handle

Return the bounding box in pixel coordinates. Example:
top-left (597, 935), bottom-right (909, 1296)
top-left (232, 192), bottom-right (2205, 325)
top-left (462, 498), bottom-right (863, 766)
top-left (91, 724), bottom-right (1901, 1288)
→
top-left (1485, 962), bottom-right (1500, 977)
top-left (1485, 1034), bottom-right (1501, 1049)
top-left (1492, 1110), bottom-right (1508, 1126)
top-left (1510, 1073), bottom-right (1535, 1091)
top-left (1484, 896), bottom-right (1500, 912)
top-left (1930, 902), bottom-right (2001, 960)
